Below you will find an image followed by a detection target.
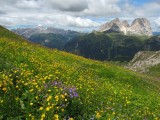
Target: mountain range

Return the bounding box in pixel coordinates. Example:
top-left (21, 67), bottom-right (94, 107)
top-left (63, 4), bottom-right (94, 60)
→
top-left (12, 27), bottom-right (79, 39)
top-left (99, 18), bottom-right (152, 36)
top-left (12, 27), bottom-right (82, 49)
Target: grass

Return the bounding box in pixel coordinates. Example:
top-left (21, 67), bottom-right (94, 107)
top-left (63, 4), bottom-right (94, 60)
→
top-left (148, 64), bottom-right (160, 78)
top-left (0, 26), bottom-right (160, 119)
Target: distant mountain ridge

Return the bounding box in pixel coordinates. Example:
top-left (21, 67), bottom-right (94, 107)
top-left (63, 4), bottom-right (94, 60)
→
top-left (12, 27), bottom-right (79, 39)
top-left (99, 18), bottom-right (152, 36)
top-left (12, 27), bottom-right (82, 49)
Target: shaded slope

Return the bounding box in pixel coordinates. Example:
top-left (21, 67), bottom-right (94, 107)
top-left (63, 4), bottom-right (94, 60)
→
top-left (64, 32), bottom-right (145, 61)
top-left (64, 32), bottom-right (160, 62)
top-left (29, 32), bottom-right (80, 50)
top-left (0, 26), bottom-right (160, 119)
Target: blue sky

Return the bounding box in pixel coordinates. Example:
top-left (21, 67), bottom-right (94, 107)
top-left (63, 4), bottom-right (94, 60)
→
top-left (0, 0), bottom-right (159, 31)
top-left (131, 0), bottom-right (151, 5)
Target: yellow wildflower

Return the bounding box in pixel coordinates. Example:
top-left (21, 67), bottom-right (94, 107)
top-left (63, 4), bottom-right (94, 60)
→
top-left (55, 95), bottom-right (59, 101)
top-left (48, 89), bottom-right (51, 92)
top-left (15, 97), bottom-right (19, 101)
top-left (31, 116), bottom-right (35, 120)
top-left (61, 94), bottom-right (65, 99)
top-left (35, 85), bottom-right (38, 88)
top-left (44, 76), bottom-right (48, 80)
top-left (2, 87), bottom-right (7, 91)
top-left (24, 83), bottom-right (28, 86)
top-left (46, 106), bottom-right (50, 111)
top-left (1, 100), bottom-right (3, 103)
top-left (47, 95), bottom-right (52, 101)
top-left (61, 109), bottom-right (64, 112)
top-left (155, 118), bottom-right (158, 120)
top-left (69, 118), bottom-right (74, 120)
top-left (35, 96), bottom-right (38, 99)
top-left (39, 107), bottom-right (43, 110)
top-left (41, 113), bottom-right (45, 118)
top-left (54, 114), bottom-right (59, 119)
top-left (30, 102), bottom-right (33, 106)
top-left (112, 112), bottom-right (115, 115)
top-left (29, 89), bottom-right (34, 92)
top-left (96, 112), bottom-right (101, 119)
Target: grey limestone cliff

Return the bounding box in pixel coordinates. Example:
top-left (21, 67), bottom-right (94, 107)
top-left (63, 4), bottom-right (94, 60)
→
top-left (127, 51), bottom-right (160, 73)
top-left (99, 18), bottom-right (152, 36)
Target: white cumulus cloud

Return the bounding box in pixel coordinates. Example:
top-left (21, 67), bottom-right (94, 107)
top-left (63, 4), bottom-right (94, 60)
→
top-left (155, 17), bottom-right (160, 28)
top-left (0, 0), bottom-right (159, 31)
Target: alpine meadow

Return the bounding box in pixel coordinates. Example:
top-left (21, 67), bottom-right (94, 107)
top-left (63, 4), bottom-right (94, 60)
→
top-left (0, 0), bottom-right (160, 120)
top-left (0, 25), bottom-right (160, 119)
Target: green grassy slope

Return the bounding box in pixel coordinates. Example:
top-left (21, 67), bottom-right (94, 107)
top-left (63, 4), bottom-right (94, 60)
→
top-left (149, 64), bottom-right (160, 78)
top-left (0, 25), bottom-right (24, 40)
top-left (0, 26), bottom-right (160, 119)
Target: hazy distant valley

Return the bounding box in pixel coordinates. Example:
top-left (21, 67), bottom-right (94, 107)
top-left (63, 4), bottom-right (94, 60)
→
top-left (12, 27), bottom-right (83, 50)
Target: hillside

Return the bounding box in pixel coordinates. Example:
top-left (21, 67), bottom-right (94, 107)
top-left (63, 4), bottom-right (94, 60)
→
top-left (64, 32), bottom-right (160, 62)
top-left (0, 26), bottom-right (160, 119)
top-left (127, 51), bottom-right (160, 76)
top-left (64, 32), bottom-right (149, 61)
top-left (29, 33), bottom-right (68, 50)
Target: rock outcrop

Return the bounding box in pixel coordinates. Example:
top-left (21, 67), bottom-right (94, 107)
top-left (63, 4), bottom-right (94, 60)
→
top-left (99, 18), bottom-right (129, 35)
top-left (99, 18), bottom-right (152, 36)
top-left (126, 51), bottom-right (160, 73)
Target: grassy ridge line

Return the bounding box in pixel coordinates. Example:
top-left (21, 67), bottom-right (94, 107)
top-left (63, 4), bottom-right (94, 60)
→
top-left (0, 27), bottom-right (160, 119)
top-left (0, 25), bottom-right (24, 40)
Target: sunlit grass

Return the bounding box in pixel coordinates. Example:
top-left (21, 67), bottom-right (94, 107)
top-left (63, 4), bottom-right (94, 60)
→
top-left (0, 26), bottom-right (160, 119)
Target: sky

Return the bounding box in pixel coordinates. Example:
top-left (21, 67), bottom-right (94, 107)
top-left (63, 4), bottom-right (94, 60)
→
top-left (0, 0), bottom-right (160, 32)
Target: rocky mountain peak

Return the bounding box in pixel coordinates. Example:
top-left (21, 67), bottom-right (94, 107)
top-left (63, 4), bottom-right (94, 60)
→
top-left (132, 18), bottom-right (147, 26)
top-left (99, 18), bottom-right (152, 36)
top-left (128, 18), bottom-right (152, 36)
top-left (112, 18), bottom-right (120, 22)
top-left (122, 20), bottom-right (130, 27)
top-left (99, 18), bottom-right (128, 33)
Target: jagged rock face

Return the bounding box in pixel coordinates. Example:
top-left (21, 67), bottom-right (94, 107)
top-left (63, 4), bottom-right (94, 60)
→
top-left (99, 18), bottom-right (152, 36)
top-left (126, 51), bottom-right (160, 73)
top-left (99, 18), bottom-right (129, 34)
top-left (127, 18), bottom-right (152, 36)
